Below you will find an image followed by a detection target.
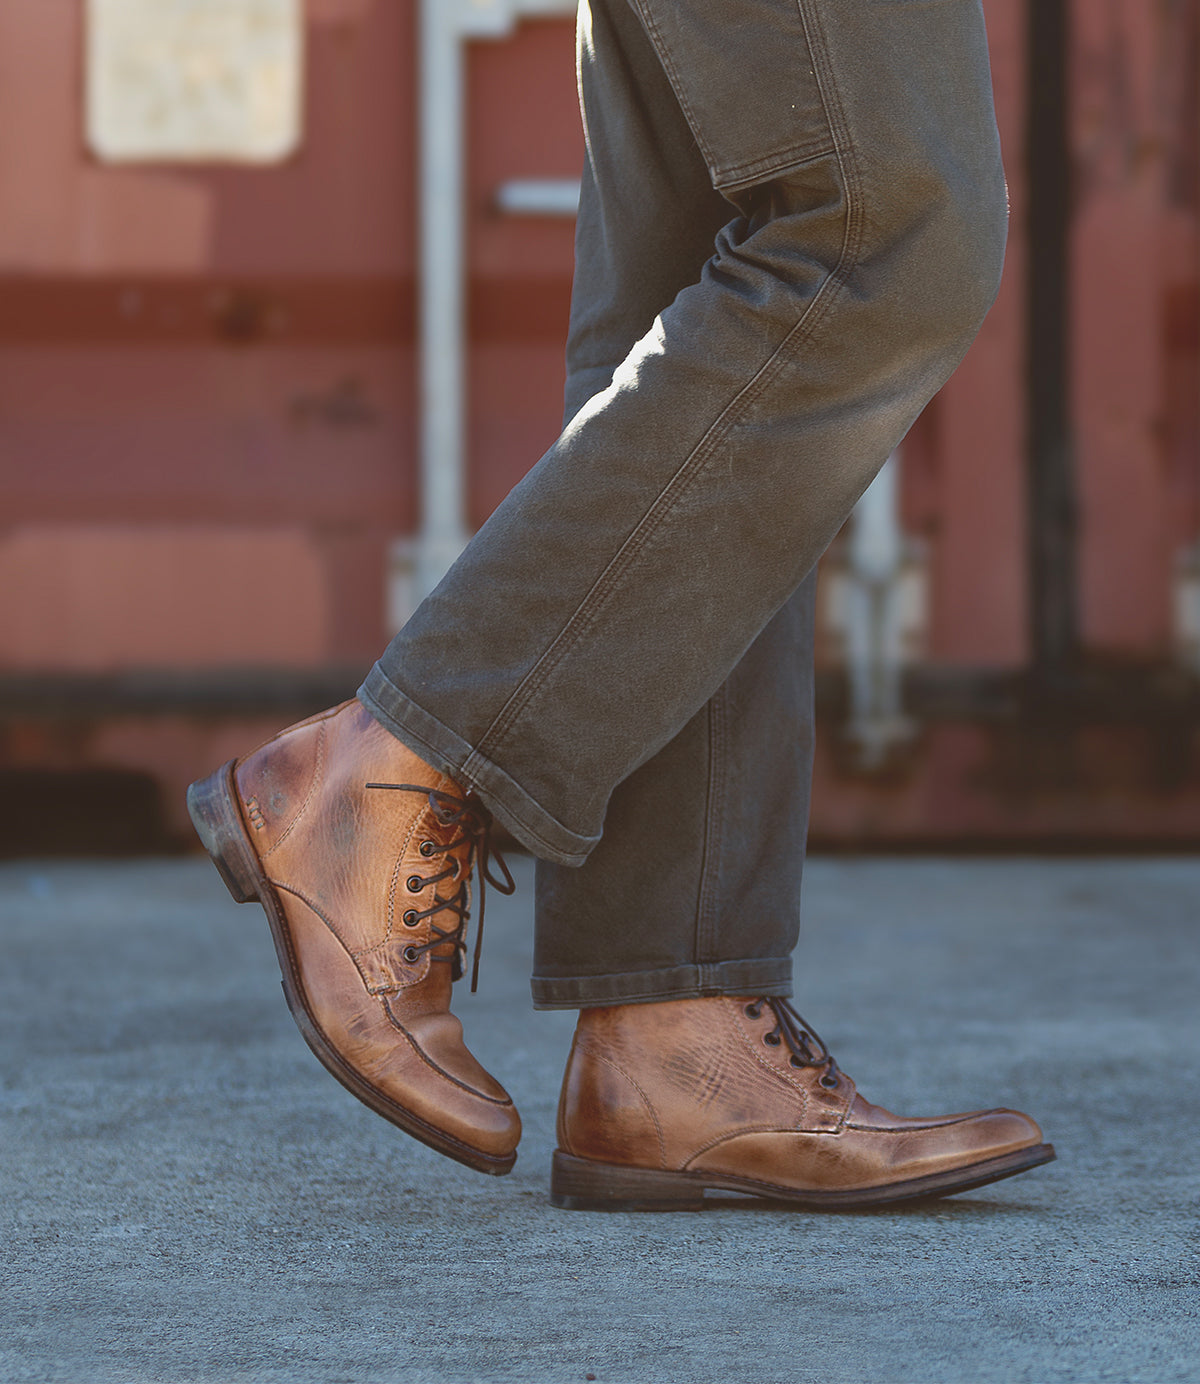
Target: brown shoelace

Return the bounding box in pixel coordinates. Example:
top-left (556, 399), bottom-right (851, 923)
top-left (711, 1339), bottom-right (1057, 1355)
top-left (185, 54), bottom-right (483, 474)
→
top-left (744, 997), bottom-right (841, 1089)
top-left (365, 781), bottom-right (516, 991)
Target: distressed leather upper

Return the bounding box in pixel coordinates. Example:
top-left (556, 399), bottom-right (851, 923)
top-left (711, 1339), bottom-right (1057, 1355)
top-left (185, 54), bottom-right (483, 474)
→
top-left (234, 700), bottom-right (520, 1161)
top-left (558, 997), bottom-right (1041, 1191)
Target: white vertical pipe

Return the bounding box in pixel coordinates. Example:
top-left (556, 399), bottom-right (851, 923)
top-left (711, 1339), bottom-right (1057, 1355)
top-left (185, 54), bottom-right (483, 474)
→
top-left (397, 0), bottom-right (596, 627)
top-left (848, 453), bottom-right (901, 584)
top-left (415, 0), bottom-right (470, 602)
top-left (841, 451), bottom-right (916, 767)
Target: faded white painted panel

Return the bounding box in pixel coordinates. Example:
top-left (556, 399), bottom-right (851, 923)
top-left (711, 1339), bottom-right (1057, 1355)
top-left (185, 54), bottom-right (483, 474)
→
top-left (86, 0), bottom-right (303, 163)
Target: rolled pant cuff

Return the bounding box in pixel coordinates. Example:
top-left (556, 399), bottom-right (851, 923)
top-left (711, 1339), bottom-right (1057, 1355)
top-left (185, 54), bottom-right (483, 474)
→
top-left (358, 666), bottom-right (598, 868)
top-left (530, 958), bottom-right (793, 1010)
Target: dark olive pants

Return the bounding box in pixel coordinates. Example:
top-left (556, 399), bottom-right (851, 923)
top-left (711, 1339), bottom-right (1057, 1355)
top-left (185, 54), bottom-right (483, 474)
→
top-left (360, 0), bottom-right (1007, 1006)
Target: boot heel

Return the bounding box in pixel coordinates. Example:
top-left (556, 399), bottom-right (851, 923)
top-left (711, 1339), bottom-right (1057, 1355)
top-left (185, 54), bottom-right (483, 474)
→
top-left (550, 1150), bottom-right (704, 1212)
top-left (186, 762), bottom-right (261, 904)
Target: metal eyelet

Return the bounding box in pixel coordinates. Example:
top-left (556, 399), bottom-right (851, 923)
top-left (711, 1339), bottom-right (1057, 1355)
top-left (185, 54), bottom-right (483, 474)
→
top-left (406, 875), bottom-right (423, 893)
top-left (402, 910), bottom-right (419, 927)
top-left (403, 945), bottom-right (420, 963)
top-left (763, 1032), bottom-right (781, 1047)
top-left (820, 1074), bottom-right (839, 1089)
top-left (419, 840), bottom-right (436, 857)
top-left (744, 1003), bottom-right (761, 1019)
top-left (790, 1055), bottom-right (804, 1068)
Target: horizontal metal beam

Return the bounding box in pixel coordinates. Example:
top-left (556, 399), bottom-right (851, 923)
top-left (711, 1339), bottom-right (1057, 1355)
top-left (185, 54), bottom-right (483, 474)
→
top-left (495, 177), bottom-right (581, 216)
top-left (3, 665), bottom-right (1197, 723)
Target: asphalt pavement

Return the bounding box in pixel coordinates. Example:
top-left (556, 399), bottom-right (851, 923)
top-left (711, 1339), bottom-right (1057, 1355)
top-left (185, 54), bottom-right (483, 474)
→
top-left (2, 853), bottom-right (1198, 1384)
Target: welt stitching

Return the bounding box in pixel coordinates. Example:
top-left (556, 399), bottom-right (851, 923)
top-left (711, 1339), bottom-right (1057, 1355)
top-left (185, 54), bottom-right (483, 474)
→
top-left (475, 3), bottom-right (862, 764)
top-left (262, 722), bottom-right (326, 858)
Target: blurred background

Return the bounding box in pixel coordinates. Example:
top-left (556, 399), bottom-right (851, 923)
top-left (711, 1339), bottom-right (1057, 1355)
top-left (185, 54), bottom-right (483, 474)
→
top-left (0, 0), bottom-right (1196, 856)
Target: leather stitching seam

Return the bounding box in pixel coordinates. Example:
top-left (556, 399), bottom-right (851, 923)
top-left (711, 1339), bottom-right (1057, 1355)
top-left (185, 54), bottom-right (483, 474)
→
top-left (684, 1123), bottom-right (830, 1168)
top-left (575, 1040), bottom-right (667, 1169)
top-left (728, 1006), bottom-right (811, 1121)
top-left (844, 1113), bottom-right (980, 1133)
top-left (387, 1015), bottom-right (514, 1107)
top-left (264, 883), bottom-right (509, 1107)
top-left (262, 722), bottom-right (326, 859)
top-left (271, 878), bottom-right (424, 991)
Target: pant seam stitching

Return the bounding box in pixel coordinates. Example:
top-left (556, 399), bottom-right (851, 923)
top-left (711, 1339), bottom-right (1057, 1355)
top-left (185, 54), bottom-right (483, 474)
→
top-left (627, 0), bottom-right (717, 173)
top-left (475, 222), bottom-right (859, 767)
top-left (532, 960), bottom-right (792, 982)
top-left (715, 141), bottom-right (837, 189)
top-left (360, 678), bottom-right (594, 863)
top-left (695, 688), bottom-right (727, 966)
top-left (532, 976), bottom-right (794, 1010)
top-left (630, 0), bottom-right (835, 189)
top-left (531, 957), bottom-right (791, 990)
top-left (474, 24), bottom-right (862, 765)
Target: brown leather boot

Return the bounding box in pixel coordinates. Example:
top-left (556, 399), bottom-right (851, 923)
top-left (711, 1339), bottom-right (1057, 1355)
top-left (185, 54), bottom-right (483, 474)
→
top-left (551, 996), bottom-right (1054, 1209)
top-left (187, 700), bottom-right (521, 1174)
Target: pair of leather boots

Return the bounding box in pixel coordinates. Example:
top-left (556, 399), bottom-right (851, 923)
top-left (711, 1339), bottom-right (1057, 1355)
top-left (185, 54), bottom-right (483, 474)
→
top-left (188, 700), bottom-right (1053, 1208)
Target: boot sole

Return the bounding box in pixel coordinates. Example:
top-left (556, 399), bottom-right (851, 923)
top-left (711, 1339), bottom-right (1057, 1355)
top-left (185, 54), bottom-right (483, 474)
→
top-left (187, 761), bottom-right (517, 1177)
top-left (550, 1142), bottom-right (1056, 1211)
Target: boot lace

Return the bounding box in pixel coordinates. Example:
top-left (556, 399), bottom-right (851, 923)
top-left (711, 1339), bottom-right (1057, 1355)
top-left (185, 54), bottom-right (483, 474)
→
top-left (365, 781), bottom-right (515, 992)
top-left (743, 997), bottom-right (842, 1089)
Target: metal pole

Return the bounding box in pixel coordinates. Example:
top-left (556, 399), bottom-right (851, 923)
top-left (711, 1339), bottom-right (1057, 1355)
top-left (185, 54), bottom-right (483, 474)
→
top-left (399, 0), bottom-right (578, 626)
top-left (1026, 0), bottom-right (1079, 690)
top-left (415, 0), bottom-right (471, 604)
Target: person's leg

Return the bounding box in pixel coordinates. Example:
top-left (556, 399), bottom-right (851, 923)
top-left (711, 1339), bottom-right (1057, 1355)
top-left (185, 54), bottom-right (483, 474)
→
top-left (532, 587), bottom-right (816, 1007)
top-left (525, 0), bottom-right (1051, 1211)
top-left (531, 0), bottom-right (817, 1009)
top-left (191, 0), bottom-right (1055, 1198)
top-left (360, 0), bottom-right (1010, 875)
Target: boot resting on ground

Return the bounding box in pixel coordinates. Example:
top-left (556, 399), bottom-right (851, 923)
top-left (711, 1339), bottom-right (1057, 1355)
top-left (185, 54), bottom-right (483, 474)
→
top-left (552, 996), bottom-right (1054, 1210)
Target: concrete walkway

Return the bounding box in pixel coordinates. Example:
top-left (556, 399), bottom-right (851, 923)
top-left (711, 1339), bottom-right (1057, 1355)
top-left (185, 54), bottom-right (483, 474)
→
top-left (2, 854), bottom-right (1198, 1384)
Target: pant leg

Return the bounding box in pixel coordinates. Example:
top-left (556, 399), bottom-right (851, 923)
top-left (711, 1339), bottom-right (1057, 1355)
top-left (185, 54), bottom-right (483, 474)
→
top-left (360, 0), bottom-right (1006, 866)
top-left (531, 0), bottom-right (816, 1008)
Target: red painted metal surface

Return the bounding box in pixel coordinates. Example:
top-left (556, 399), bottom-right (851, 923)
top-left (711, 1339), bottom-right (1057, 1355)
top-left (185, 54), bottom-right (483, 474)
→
top-left (0, 0), bottom-right (420, 677)
top-left (465, 18), bottom-right (579, 525)
top-left (0, 0), bottom-right (1197, 849)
